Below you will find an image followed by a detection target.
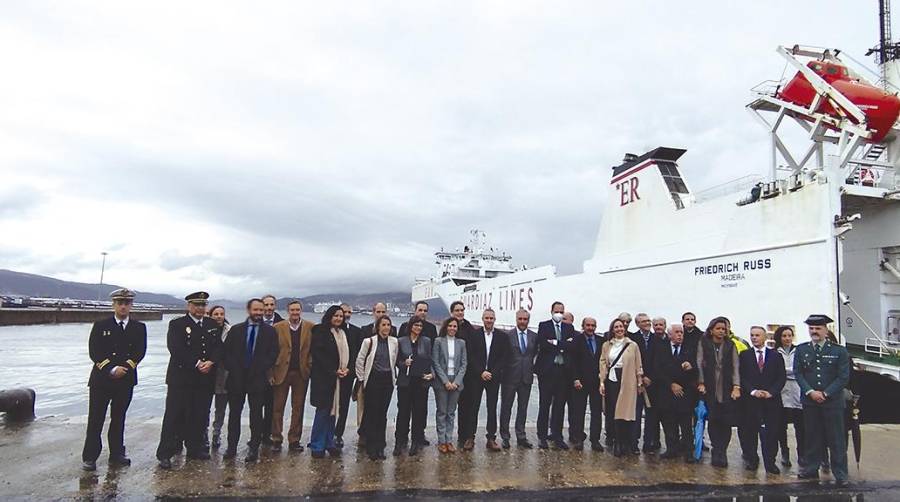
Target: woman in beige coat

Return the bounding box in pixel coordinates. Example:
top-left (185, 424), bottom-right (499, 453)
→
top-left (600, 317), bottom-right (643, 457)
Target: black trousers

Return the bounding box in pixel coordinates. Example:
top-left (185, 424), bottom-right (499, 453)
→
top-left (537, 365), bottom-right (570, 441)
top-left (742, 403), bottom-right (782, 467)
top-left (363, 371), bottom-right (394, 455)
top-left (82, 384), bottom-right (133, 462)
top-left (465, 377), bottom-right (501, 441)
top-left (661, 408), bottom-right (693, 455)
top-left (227, 390), bottom-right (264, 450)
top-left (604, 375), bottom-right (632, 448)
top-left (569, 384), bottom-right (603, 443)
top-left (262, 385), bottom-right (274, 442)
top-left (156, 386), bottom-right (214, 460)
top-left (500, 381), bottom-right (532, 441)
top-left (334, 376), bottom-right (355, 440)
top-left (211, 393), bottom-right (228, 435)
top-left (708, 419), bottom-right (733, 461)
top-left (395, 377), bottom-right (429, 445)
top-left (634, 388), bottom-right (661, 450)
top-left (777, 407), bottom-right (805, 463)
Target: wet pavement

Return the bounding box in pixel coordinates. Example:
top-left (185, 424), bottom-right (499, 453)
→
top-left (2, 418), bottom-right (899, 500)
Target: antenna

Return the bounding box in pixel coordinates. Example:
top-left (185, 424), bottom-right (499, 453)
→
top-left (867, 0), bottom-right (900, 84)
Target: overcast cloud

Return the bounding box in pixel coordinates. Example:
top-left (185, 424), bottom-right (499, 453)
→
top-left (0, 1), bottom-right (881, 299)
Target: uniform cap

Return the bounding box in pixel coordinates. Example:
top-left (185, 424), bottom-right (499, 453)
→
top-left (185, 291), bottom-right (210, 305)
top-left (109, 288), bottom-right (135, 301)
top-left (804, 314), bottom-right (834, 326)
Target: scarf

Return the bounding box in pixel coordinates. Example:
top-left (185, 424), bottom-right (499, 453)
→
top-left (331, 327), bottom-right (349, 418)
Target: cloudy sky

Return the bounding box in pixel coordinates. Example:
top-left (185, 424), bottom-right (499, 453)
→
top-left (0, 1), bottom-right (881, 299)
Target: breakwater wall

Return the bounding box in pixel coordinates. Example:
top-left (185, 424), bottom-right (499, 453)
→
top-left (0, 309), bottom-right (163, 326)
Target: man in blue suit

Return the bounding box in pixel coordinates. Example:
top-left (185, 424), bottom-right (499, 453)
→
top-left (794, 314), bottom-right (850, 487)
top-left (534, 301), bottom-right (576, 450)
top-left (739, 326), bottom-right (786, 474)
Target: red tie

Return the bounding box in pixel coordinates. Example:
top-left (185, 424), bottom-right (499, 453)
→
top-left (757, 350), bottom-right (765, 371)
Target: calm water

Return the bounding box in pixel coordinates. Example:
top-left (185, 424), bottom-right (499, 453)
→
top-left (0, 313), bottom-right (540, 423)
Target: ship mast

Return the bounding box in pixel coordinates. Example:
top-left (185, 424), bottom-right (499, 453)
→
top-left (868, 0), bottom-right (900, 91)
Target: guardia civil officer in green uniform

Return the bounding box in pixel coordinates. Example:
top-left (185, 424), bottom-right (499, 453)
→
top-left (794, 314), bottom-right (850, 486)
top-left (81, 288), bottom-right (147, 471)
top-left (156, 291), bottom-right (223, 469)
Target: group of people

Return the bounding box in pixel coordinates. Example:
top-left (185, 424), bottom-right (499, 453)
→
top-left (80, 289), bottom-right (852, 486)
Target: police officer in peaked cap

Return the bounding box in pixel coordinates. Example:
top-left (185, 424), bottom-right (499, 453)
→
top-left (156, 291), bottom-right (223, 469)
top-left (794, 314), bottom-right (851, 487)
top-left (81, 288), bottom-right (148, 471)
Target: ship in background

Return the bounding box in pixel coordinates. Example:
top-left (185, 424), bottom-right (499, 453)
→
top-left (413, 2), bottom-right (900, 421)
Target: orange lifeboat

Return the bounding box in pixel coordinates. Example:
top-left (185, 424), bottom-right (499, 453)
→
top-left (777, 60), bottom-right (900, 142)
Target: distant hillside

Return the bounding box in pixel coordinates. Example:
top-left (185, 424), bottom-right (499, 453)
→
top-left (0, 269), bottom-right (183, 306)
top-left (209, 292), bottom-right (412, 312)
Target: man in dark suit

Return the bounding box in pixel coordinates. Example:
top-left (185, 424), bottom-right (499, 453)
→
top-left (223, 298), bottom-right (278, 462)
top-left (156, 291), bottom-right (223, 469)
top-left (81, 288), bottom-right (147, 471)
top-left (500, 308), bottom-right (538, 449)
top-left (399, 301), bottom-right (438, 340)
top-left (448, 300), bottom-right (476, 445)
top-left (566, 317), bottom-right (604, 451)
top-left (462, 308), bottom-right (508, 451)
top-left (259, 294), bottom-right (283, 446)
top-left (534, 301), bottom-right (576, 450)
top-left (629, 313), bottom-right (665, 453)
top-left (795, 314), bottom-right (850, 486)
top-left (739, 325), bottom-right (786, 474)
top-left (682, 312), bottom-right (703, 351)
top-left (653, 323), bottom-right (698, 461)
top-left (334, 303), bottom-right (362, 449)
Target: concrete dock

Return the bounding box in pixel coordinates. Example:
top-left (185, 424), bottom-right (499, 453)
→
top-left (0, 309), bottom-right (164, 326)
top-left (2, 417), bottom-right (900, 500)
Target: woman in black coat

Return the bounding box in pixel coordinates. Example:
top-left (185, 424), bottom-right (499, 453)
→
top-left (696, 316), bottom-right (741, 468)
top-left (308, 305), bottom-right (351, 458)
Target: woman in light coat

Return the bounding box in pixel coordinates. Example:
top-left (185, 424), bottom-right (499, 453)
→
top-left (775, 326), bottom-right (804, 467)
top-left (432, 317), bottom-right (467, 453)
top-left (599, 317), bottom-right (643, 457)
top-left (355, 315), bottom-right (399, 460)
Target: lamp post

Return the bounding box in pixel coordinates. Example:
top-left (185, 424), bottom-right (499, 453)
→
top-left (97, 252), bottom-right (108, 302)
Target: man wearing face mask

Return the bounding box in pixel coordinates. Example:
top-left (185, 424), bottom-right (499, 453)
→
top-left (534, 301), bottom-right (576, 450)
top-left (795, 314), bottom-right (850, 487)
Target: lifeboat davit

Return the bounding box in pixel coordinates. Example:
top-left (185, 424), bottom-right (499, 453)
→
top-left (777, 60), bottom-right (900, 143)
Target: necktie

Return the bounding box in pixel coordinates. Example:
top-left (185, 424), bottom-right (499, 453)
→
top-left (757, 349), bottom-right (765, 371)
top-left (588, 336), bottom-right (595, 355)
top-left (198, 318), bottom-right (203, 328)
top-left (519, 331), bottom-right (527, 353)
top-left (119, 321), bottom-right (125, 332)
top-left (554, 323), bottom-right (563, 364)
top-left (673, 344), bottom-right (679, 358)
top-left (246, 325), bottom-right (257, 367)
top-left (814, 343), bottom-right (821, 354)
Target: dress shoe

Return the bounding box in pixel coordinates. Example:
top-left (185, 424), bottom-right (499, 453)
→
top-left (486, 439), bottom-right (501, 451)
top-left (519, 439), bottom-right (534, 449)
top-left (538, 439), bottom-right (549, 450)
top-left (613, 444), bottom-right (624, 457)
top-left (684, 456), bottom-right (698, 464)
top-left (630, 447), bottom-right (641, 455)
top-left (745, 461), bottom-right (759, 471)
top-left (501, 438), bottom-right (511, 449)
top-left (409, 444), bottom-right (420, 456)
top-left (711, 457), bottom-right (728, 468)
top-left (765, 464), bottom-right (781, 475)
top-left (368, 452), bottom-right (380, 461)
top-left (438, 443), bottom-right (449, 454)
top-left (271, 442), bottom-right (282, 452)
top-left (591, 441), bottom-right (605, 452)
top-left (158, 458), bottom-right (172, 470)
top-left (463, 438), bottom-right (475, 451)
top-left (289, 441), bottom-right (304, 452)
top-left (419, 438), bottom-right (431, 446)
top-left (378, 451), bottom-right (387, 460)
top-left (446, 443), bottom-right (457, 453)
top-left (660, 450), bottom-right (678, 459)
top-left (81, 460), bottom-right (97, 471)
top-left (797, 471), bottom-right (820, 481)
top-left (572, 441), bottom-right (584, 451)
top-left (261, 438), bottom-right (274, 447)
top-left (553, 440), bottom-right (569, 451)
top-left (835, 479), bottom-right (849, 488)
top-left (244, 449), bottom-right (259, 463)
top-left (393, 445), bottom-right (405, 457)
top-left (187, 450), bottom-right (210, 460)
top-left (334, 437), bottom-right (344, 449)
top-left (311, 450), bottom-right (326, 459)
top-left (109, 454), bottom-right (131, 466)
top-left (223, 448), bottom-right (237, 459)
top-left (327, 447), bottom-right (342, 457)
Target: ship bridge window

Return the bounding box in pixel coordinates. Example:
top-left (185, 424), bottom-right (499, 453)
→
top-left (657, 161), bottom-right (689, 194)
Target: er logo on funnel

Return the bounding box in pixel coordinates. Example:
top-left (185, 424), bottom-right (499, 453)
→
top-left (617, 177), bottom-right (640, 207)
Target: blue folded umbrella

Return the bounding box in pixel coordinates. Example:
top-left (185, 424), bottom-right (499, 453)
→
top-left (693, 399), bottom-right (708, 460)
